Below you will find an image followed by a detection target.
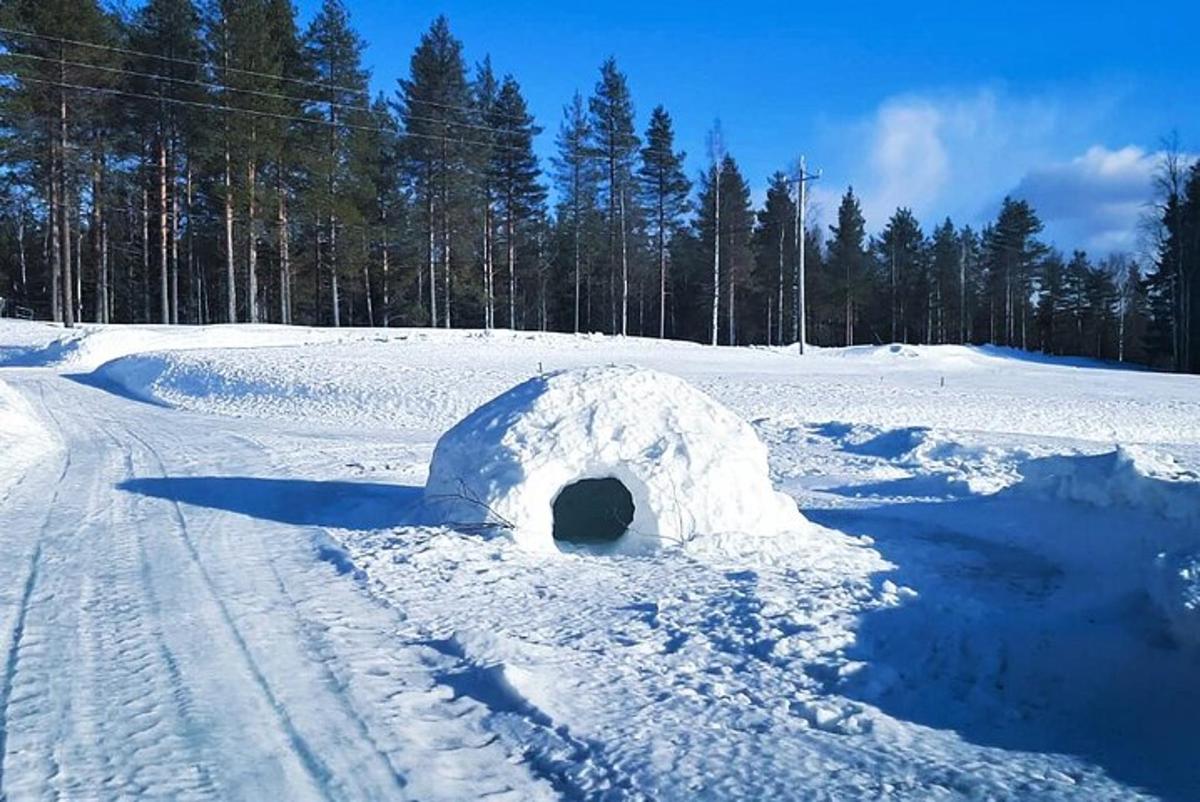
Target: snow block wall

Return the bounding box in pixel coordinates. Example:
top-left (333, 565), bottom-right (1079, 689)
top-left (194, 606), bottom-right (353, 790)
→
top-left (424, 365), bottom-right (806, 552)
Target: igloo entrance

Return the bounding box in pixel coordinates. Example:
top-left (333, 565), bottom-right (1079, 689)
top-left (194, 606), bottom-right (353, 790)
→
top-left (552, 477), bottom-right (635, 546)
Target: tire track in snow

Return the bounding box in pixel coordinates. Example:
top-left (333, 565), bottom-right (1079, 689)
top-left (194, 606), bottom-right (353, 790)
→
top-left (119, 425), bottom-right (340, 799)
top-left (0, 383), bottom-right (71, 798)
top-left (0, 382), bottom-right (220, 799)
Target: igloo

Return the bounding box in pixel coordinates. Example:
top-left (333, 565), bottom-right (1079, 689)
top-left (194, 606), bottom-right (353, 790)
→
top-left (423, 365), bottom-right (805, 553)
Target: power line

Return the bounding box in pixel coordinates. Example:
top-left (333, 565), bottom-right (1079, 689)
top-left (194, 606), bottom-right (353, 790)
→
top-left (0, 50), bottom-right (535, 138)
top-left (0, 71), bottom-right (689, 166)
top-left (0, 24), bottom-right (371, 100)
top-left (0, 25), bottom-right (533, 125)
top-left (0, 72), bottom-right (540, 155)
top-left (0, 50), bottom-right (373, 115)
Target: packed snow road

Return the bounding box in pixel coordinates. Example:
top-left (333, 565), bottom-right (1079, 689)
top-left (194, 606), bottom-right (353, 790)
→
top-left (0, 370), bottom-right (553, 800)
top-left (1, 321), bottom-right (1200, 801)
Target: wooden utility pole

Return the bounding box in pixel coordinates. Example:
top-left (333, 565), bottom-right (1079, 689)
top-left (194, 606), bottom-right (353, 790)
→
top-left (792, 156), bottom-right (821, 354)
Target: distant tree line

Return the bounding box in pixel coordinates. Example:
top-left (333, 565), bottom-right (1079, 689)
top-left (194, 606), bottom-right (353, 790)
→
top-left (1, 1), bottom-right (1197, 372)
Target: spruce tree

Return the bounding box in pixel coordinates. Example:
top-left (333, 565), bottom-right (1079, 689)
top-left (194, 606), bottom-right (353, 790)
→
top-left (490, 75), bottom-right (545, 330)
top-left (304, 0), bottom-right (370, 327)
top-left (637, 105), bottom-right (689, 339)
top-left (755, 172), bottom-right (795, 344)
top-left (588, 58), bottom-right (639, 335)
top-left (397, 16), bottom-right (472, 328)
top-left (552, 92), bottom-right (600, 333)
top-left (828, 188), bottom-right (867, 345)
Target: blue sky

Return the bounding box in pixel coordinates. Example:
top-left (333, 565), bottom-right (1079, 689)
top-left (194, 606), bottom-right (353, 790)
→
top-left (297, 0), bottom-right (1198, 255)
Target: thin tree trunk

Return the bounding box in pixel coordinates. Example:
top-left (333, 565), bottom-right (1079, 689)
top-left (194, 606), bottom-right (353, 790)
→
top-left (658, 185), bottom-right (667, 339)
top-left (508, 201), bottom-right (516, 331)
top-left (619, 186), bottom-right (628, 336)
top-left (186, 159), bottom-right (196, 324)
top-left (329, 214), bottom-right (340, 327)
top-left (60, 87), bottom-right (75, 329)
top-left (278, 190), bottom-right (290, 325)
top-left (224, 141), bottom-right (236, 323)
top-left (50, 152), bottom-right (61, 323)
top-left (157, 138), bottom-right (169, 323)
top-left (92, 153), bottom-right (103, 322)
top-left (380, 208), bottom-right (389, 327)
top-left (247, 155), bottom-right (258, 324)
top-left (170, 152), bottom-right (180, 324)
top-left (427, 188), bottom-right (437, 327)
top-left (711, 165), bottom-right (720, 346)
top-left (362, 229), bottom-right (374, 326)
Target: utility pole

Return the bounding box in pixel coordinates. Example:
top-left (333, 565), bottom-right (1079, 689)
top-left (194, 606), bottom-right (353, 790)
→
top-left (792, 156), bottom-right (821, 354)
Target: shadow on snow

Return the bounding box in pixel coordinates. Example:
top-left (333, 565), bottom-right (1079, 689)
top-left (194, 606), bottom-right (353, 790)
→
top-left (807, 489), bottom-right (1200, 802)
top-left (119, 476), bottom-right (425, 530)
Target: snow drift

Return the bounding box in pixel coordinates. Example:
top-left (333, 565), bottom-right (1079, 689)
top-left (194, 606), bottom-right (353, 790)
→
top-left (424, 365), bottom-right (806, 552)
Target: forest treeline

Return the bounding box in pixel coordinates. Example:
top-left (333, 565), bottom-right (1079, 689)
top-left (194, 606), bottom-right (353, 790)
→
top-left (2, 0), bottom-right (1198, 372)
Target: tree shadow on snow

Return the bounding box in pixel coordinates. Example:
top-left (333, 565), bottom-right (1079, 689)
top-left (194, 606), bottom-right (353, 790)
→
top-left (807, 491), bottom-right (1200, 801)
top-left (119, 476), bottom-right (425, 530)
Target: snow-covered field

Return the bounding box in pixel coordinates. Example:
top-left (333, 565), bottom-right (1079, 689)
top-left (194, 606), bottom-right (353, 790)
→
top-left (1, 318), bottom-right (1198, 800)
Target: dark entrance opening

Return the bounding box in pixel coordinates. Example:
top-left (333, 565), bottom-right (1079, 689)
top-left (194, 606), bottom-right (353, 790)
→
top-left (552, 477), bottom-right (635, 545)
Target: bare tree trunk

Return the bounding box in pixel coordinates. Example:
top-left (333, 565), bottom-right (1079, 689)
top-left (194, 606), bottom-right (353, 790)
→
top-left (60, 87), bottom-right (75, 329)
top-left (658, 190), bottom-right (667, 339)
top-left (711, 165), bottom-right (720, 346)
top-left (224, 141), bottom-right (236, 323)
top-left (482, 198), bottom-right (492, 329)
top-left (278, 191), bottom-right (290, 325)
top-left (91, 154), bottom-right (103, 322)
top-left (157, 138), bottom-right (169, 323)
top-left (170, 161), bottom-right (180, 324)
top-left (18, 208), bottom-right (27, 298)
top-left (362, 229), bottom-right (374, 326)
top-left (50, 155), bottom-right (61, 323)
top-left (619, 187), bottom-right (628, 336)
top-left (573, 190), bottom-right (581, 335)
top-left (507, 202), bottom-right (516, 331)
top-left (776, 223), bottom-right (784, 346)
top-left (426, 188), bottom-right (437, 327)
top-left (247, 154), bottom-right (259, 324)
top-left (329, 214), bottom-right (340, 327)
top-left (186, 159), bottom-right (196, 324)
top-left (380, 208), bottom-right (390, 327)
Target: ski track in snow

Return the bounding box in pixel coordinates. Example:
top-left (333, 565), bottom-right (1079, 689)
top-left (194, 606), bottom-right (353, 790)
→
top-left (1, 320), bottom-right (1199, 800)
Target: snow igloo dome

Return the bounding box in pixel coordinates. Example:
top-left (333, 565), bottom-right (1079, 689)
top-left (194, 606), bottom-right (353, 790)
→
top-left (423, 365), bottom-right (806, 553)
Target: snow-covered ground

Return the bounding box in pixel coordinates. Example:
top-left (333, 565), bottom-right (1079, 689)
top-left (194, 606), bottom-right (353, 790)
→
top-left (1, 319), bottom-right (1198, 800)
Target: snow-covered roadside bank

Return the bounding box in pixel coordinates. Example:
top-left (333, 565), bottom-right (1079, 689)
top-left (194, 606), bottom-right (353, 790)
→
top-left (3, 317), bottom-right (1200, 799)
top-left (0, 375), bottom-right (58, 495)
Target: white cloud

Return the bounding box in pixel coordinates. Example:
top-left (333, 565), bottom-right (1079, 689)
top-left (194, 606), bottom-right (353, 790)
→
top-left (1012, 145), bottom-right (1160, 254)
top-left (809, 86), bottom-right (1132, 251)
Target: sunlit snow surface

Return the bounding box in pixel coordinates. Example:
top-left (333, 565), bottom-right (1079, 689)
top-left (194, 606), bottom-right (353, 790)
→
top-left (1, 319), bottom-right (1199, 800)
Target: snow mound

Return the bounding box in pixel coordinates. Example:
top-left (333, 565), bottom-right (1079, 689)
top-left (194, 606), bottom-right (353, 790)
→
top-left (0, 378), bottom-right (55, 490)
top-left (424, 365), bottom-right (807, 553)
top-left (1019, 446), bottom-right (1200, 525)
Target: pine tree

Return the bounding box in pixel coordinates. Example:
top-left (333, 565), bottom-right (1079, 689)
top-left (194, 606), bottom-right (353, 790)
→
top-left (828, 188), bottom-right (868, 345)
top-left (589, 58), bottom-right (639, 335)
top-left (552, 92), bottom-right (600, 334)
top-left (304, 0), bottom-right (370, 327)
top-left (490, 75), bottom-right (544, 330)
top-left (397, 16), bottom-right (472, 328)
top-left (929, 219), bottom-right (960, 344)
top-left (755, 172), bottom-right (795, 345)
top-left (636, 106), bottom-right (689, 339)
top-left (984, 197), bottom-right (1048, 348)
top-left (876, 208), bottom-right (925, 343)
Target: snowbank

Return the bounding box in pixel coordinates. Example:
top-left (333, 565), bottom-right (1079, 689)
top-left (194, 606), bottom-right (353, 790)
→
top-left (0, 378), bottom-right (55, 490)
top-left (1019, 446), bottom-right (1200, 525)
top-left (424, 365), bottom-right (807, 553)
top-left (1020, 446), bottom-right (1200, 648)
